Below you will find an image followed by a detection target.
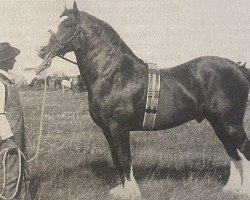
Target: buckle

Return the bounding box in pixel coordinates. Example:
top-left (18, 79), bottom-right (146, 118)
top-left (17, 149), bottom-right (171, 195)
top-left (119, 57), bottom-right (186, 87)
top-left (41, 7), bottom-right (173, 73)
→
top-left (148, 90), bottom-right (153, 97)
top-left (154, 90), bottom-right (159, 98)
top-left (145, 107), bottom-right (157, 114)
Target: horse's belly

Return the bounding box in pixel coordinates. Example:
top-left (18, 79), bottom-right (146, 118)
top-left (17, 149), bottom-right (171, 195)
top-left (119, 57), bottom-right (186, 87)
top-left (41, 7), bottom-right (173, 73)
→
top-left (154, 106), bottom-right (197, 130)
top-left (153, 82), bottom-right (199, 130)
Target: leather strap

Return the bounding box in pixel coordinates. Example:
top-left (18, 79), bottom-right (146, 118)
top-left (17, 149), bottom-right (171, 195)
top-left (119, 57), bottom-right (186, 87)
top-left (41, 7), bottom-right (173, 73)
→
top-left (142, 63), bottom-right (160, 130)
top-left (0, 71), bottom-right (13, 85)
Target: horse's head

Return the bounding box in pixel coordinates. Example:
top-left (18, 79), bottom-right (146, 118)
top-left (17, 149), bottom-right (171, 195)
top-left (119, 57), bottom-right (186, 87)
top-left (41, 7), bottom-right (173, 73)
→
top-left (39, 1), bottom-right (82, 59)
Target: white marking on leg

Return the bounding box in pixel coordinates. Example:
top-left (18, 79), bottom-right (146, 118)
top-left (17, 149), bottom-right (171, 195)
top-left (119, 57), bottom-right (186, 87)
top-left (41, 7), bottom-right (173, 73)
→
top-left (109, 165), bottom-right (141, 199)
top-left (223, 158), bottom-right (243, 193)
top-left (238, 151), bottom-right (250, 196)
top-left (125, 165), bottom-right (141, 198)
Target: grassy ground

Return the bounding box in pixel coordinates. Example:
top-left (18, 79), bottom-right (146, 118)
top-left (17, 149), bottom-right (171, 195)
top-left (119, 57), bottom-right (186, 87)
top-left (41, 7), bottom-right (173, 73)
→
top-left (19, 89), bottom-right (250, 200)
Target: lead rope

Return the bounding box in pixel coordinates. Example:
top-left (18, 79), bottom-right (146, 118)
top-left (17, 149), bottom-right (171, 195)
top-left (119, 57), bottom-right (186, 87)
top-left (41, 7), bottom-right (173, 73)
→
top-left (0, 57), bottom-right (51, 199)
top-left (0, 148), bottom-right (22, 200)
top-left (24, 67), bottom-right (48, 163)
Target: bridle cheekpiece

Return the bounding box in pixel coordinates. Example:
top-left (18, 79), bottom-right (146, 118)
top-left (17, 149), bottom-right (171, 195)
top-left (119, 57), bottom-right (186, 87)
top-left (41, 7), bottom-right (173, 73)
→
top-left (39, 12), bottom-right (83, 65)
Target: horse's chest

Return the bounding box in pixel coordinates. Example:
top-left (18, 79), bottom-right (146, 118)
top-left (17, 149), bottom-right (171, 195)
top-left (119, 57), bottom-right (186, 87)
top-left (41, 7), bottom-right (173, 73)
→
top-left (87, 100), bottom-right (102, 126)
top-left (89, 94), bottom-right (133, 124)
top-left (88, 97), bottom-right (111, 126)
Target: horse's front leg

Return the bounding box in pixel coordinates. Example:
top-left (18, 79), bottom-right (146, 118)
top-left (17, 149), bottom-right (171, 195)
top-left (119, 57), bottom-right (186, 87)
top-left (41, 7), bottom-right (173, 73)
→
top-left (104, 121), bottom-right (141, 199)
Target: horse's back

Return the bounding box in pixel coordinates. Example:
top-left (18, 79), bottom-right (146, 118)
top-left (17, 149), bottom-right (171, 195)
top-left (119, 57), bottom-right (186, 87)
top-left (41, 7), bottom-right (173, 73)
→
top-left (154, 56), bottom-right (250, 130)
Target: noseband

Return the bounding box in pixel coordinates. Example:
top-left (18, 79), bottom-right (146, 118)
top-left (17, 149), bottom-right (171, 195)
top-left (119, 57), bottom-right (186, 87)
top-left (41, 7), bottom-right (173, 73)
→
top-left (41, 18), bottom-right (83, 65)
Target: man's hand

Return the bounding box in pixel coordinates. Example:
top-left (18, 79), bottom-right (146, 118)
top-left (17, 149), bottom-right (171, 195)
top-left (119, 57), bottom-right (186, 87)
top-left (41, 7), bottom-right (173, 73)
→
top-left (42, 57), bottom-right (52, 69)
top-left (34, 57), bottom-right (52, 75)
top-left (5, 137), bottom-right (17, 150)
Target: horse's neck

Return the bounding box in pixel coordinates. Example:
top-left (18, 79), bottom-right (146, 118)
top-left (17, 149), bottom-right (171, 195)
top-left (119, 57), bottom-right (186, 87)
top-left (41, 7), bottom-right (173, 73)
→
top-left (75, 14), bottom-right (146, 95)
top-left (74, 32), bottom-right (116, 82)
top-left (74, 46), bottom-right (114, 92)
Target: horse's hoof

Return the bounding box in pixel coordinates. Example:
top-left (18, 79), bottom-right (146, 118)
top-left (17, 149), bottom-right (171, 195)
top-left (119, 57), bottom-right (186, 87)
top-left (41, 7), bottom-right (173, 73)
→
top-left (109, 182), bottom-right (141, 200)
top-left (239, 187), bottom-right (250, 198)
top-left (109, 185), bottom-right (123, 197)
top-left (223, 185), bottom-right (240, 194)
top-left (223, 183), bottom-right (250, 198)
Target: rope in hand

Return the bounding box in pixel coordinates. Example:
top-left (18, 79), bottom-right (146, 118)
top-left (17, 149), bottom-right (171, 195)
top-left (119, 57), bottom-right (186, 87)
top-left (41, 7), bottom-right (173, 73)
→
top-left (26, 58), bottom-right (50, 163)
top-left (0, 54), bottom-right (52, 200)
top-left (0, 148), bottom-right (22, 200)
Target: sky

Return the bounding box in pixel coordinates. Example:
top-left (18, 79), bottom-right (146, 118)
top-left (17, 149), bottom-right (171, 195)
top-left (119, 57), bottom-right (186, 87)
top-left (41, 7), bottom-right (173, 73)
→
top-left (0, 0), bottom-right (250, 76)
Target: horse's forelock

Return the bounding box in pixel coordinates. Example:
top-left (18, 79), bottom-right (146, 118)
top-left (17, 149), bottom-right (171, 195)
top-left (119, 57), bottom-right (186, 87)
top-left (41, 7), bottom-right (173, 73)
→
top-left (59, 17), bottom-right (78, 29)
top-left (60, 8), bottom-right (73, 19)
top-left (59, 16), bottom-right (78, 26)
top-left (59, 16), bottom-right (68, 23)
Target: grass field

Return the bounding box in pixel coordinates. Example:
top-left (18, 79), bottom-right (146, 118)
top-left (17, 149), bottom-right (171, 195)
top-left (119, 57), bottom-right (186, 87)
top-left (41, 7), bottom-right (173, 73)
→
top-left (19, 89), bottom-right (250, 200)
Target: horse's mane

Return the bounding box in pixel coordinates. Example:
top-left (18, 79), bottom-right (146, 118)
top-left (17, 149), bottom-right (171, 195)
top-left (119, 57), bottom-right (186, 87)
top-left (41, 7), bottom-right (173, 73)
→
top-left (81, 11), bottom-right (142, 61)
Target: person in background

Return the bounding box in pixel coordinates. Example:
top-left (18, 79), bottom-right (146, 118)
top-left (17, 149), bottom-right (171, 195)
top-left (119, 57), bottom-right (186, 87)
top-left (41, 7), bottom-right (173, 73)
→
top-left (0, 42), bottom-right (51, 199)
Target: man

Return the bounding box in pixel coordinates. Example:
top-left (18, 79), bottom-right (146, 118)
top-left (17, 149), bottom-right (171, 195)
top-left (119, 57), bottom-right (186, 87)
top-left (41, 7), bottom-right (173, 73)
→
top-left (0, 42), bottom-right (51, 199)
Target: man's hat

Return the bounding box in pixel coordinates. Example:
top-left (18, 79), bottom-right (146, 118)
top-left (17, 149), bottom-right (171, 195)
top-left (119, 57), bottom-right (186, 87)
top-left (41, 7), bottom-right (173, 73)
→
top-left (0, 42), bottom-right (20, 63)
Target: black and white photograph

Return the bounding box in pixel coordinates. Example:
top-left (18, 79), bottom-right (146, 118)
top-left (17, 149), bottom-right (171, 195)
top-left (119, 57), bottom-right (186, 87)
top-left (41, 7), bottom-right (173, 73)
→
top-left (0, 0), bottom-right (250, 199)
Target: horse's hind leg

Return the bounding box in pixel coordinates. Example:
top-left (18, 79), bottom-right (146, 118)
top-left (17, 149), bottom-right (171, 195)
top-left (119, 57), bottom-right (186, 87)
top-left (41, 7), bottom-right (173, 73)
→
top-left (211, 111), bottom-right (250, 196)
top-left (222, 122), bottom-right (250, 196)
top-left (207, 115), bottom-right (243, 193)
top-left (103, 122), bottom-right (141, 199)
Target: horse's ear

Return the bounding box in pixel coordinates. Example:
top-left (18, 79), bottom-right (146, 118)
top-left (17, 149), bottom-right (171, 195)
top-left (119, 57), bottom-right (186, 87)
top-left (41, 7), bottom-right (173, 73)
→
top-left (60, 5), bottom-right (69, 18)
top-left (73, 1), bottom-right (78, 12)
top-left (72, 1), bottom-right (80, 20)
top-left (60, 1), bottom-right (80, 20)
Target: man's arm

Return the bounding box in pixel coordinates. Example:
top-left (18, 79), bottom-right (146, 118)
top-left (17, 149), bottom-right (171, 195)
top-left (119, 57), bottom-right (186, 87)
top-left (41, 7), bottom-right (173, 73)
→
top-left (0, 81), bottom-right (13, 140)
top-left (10, 57), bottom-right (52, 87)
top-left (33, 57), bottom-right (52, 75)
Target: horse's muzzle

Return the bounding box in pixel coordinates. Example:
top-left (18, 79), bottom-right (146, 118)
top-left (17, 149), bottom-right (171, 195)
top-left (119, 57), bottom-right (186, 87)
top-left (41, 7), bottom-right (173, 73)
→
top-left (37, 46), bottom-right (56, 59)
top-left (37, 46), bottom-right (46, 59)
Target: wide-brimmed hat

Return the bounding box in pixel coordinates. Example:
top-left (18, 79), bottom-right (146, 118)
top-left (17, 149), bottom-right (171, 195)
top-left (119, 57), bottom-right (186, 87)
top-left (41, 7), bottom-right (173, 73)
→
top-left (0, 42), bottom-right (20, 63)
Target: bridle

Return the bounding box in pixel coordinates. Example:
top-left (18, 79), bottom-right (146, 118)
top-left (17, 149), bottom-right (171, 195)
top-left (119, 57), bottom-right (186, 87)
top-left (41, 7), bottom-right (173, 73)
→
top-left (40, 14), bottom-right (83, 65)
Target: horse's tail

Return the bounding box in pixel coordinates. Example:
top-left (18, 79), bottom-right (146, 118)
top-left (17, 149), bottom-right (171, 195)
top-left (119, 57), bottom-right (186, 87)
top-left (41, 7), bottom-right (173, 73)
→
top-left (241, 67), bottom-right (250, 86)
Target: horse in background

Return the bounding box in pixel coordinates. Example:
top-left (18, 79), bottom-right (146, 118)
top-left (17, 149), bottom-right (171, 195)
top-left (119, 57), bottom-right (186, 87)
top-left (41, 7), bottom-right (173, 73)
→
top-left (39, 2), bottom-right (250, 199)
top-left (53, 77), bottom-right (62, 90)
top-left (71, 75), bottom-right (86, 92)
top-left (61, 78), bottom-right (72, 92)
top-left (33, 76), bottom-right (51, 89)
top-left (52, 76), bottom-right (72, 91)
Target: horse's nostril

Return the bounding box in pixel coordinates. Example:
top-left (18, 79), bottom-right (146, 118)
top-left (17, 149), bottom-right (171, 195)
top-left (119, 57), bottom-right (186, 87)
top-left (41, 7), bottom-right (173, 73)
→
top-left (37, 46), bottom-right (46, 58)
top-left (39, 46), bottom-right (45, 51)
top-left (37, 47), bottom-right (43, 54)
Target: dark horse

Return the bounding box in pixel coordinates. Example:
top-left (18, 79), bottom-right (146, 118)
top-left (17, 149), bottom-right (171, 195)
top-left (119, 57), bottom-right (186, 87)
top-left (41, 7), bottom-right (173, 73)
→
top-left (34, 76), bottom-right (51, 89)
top-left (53, 78), bottom-right (62, 90)
top-left (39, 2), bottom-right (250, 199)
